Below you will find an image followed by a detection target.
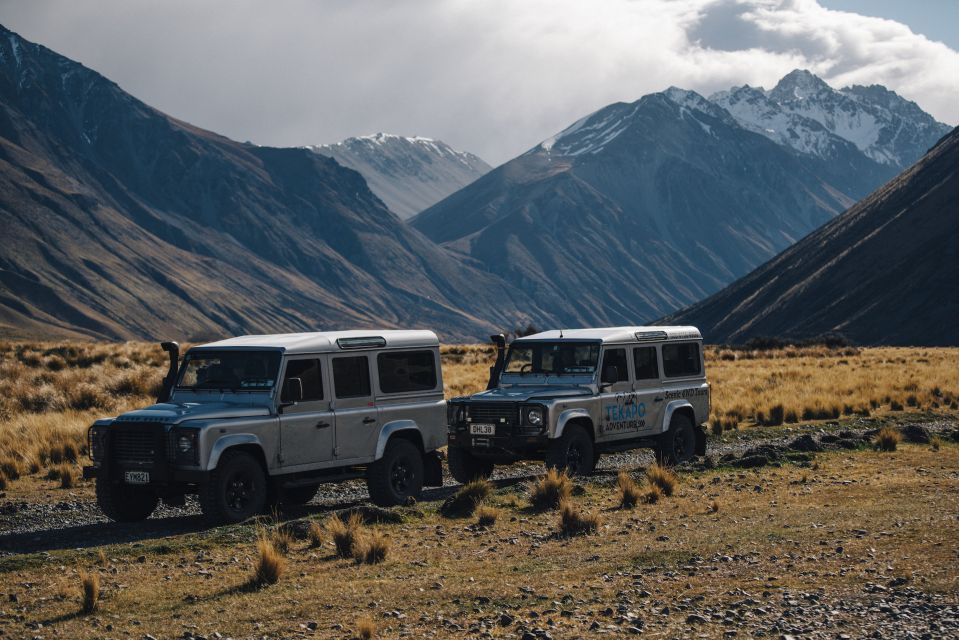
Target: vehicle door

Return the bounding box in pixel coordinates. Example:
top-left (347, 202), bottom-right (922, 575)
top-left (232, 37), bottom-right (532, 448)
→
top-left (277, 355), bottom-right (334, 469)
top-left (331, 353), bottom-right (379, 462)
top-left (631, 345), bottom-right (665, 435)
top-left (596, 346), bottom-right (637, 442)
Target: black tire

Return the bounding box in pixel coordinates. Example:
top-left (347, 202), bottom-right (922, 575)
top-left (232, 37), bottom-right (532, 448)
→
top-left (96, 476), bottom-right (158, 522)
top-left (545, 424), bottom-right (595, 476)
top-left (655, 413), bottom-right (697, 466)
top-left (199, 449), bottom-right (268, 524)
top-left (367, 438), bottom-right (424, 506)
top-left (281, 484), bottom-right (319, 506)
top-left (447, 447), bottom-right (495, 484)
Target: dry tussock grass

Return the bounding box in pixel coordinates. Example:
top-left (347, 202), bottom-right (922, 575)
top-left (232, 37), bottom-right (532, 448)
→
top-left (78, 569), bottom-right (99, 614)
top-left (475, 506), bottom-right (499, 527)
top-left (353, 531), bottom-right (390, 565)
top-left (327, 513), bottom-right (363, 559)
top-left (530, 469), bottom-right (573, 511)
top-left (356, 616), bottom-right (377, 640)
top-left (558, 499), bottom-right (601, 536)
top-left (616, 470), bottom-right (641, 509)
top-left (875, 427), bottom-right (902, 452)
top-left (251, 536), bottom-right (285, 587)
top-left (646, 463), bottom-right (678, 497)
top-left (441, 478), bottom-right (492, 517)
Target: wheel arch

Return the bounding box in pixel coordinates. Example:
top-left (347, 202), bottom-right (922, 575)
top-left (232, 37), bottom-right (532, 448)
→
top-left (375, 420), bottom-right (424, 460)
top-left (208, 434), bottom-right (268, 471)
top-left (662, 400), bottom-right (695, 434)
top-left (554, 409), bottom-right (594, 440)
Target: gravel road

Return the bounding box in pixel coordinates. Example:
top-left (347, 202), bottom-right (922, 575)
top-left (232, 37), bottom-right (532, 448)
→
top-left (1, 417), bottom-right (955, 556)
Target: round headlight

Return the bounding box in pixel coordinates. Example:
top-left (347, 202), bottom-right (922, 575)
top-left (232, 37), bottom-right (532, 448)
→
top-left (526, 408), bottom-right (543, 426)
top-left (177, 435), bottom-right (194, 453)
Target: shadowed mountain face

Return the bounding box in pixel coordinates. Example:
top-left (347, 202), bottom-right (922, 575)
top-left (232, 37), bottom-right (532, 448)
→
top-left (0, 25), bottom-right (537, 341)
top-left (666, 127), bottom-right (959, 346)
top-left (310, 134), bottom-right (490, 219)
top-left (412, 88), bottom-right (856, 326)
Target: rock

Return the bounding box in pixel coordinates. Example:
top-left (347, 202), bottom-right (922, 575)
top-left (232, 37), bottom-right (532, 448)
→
top-left (335, 505), bottom-right (403, 524)
top-left (499, 613), bottom-right (514, 626)
top-left (279, 519), bottom-right (314, 540)
top-left (733, 455), bottom-right (769, 469)
top-left (686, 613), bottom-right (708, 624)
top-left (788, 434), bottom-right (822, 453)
top-left (899, 424), bottom-right (931, 444)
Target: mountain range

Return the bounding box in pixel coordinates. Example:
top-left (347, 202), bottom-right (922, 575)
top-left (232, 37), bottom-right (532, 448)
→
top-left (0, 22), bottom-right (953, 344)
top-left (310, 133), bottom-right (490, 219)
top-left (0, 24), bottom-right (536, 341)
top-left (411, 72), bottom-right (949, 327)
top-left (667, 125), bottom-right (958, 345)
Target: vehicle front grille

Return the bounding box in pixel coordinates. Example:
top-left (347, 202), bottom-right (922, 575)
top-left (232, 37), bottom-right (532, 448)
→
top-left (110, 424), bottom-right (165, 465)
top-left (468, 403), bottom-right (518, 425)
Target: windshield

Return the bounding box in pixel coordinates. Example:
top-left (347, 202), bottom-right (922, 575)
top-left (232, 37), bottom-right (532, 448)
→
top-left (176, 350), bottom-right (281, 391)
top-left (503, 341), bottom-right (600, 376)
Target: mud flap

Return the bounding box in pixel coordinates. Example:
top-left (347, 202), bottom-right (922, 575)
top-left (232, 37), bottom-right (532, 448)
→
top-left (694, 425), bottom-right (707, 456)
top-left (423, 450), bottom-right (443, 487)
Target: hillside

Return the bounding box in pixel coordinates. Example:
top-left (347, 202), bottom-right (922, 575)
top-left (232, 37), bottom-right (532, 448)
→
top-left (310, 133), bottom-right (490, 219)
top-left (0, 25), bottom-right (537, 341)
top-left (667, 127), bottom-right (959, 345)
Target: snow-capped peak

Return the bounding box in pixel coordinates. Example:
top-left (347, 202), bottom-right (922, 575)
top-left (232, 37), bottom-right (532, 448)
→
top-left (768, 69), bottom-right (831, 102)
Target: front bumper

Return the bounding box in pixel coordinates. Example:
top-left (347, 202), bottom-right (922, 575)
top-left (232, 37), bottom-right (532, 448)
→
top-left (448, 429), bottom-right (549, 459)
top-left (83, 464), bottom-right (208, 484)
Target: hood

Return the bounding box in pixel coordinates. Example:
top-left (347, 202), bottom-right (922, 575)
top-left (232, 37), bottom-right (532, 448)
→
top-left (114, 401), bottom-right (272, 425)
top-left (465, 386), bottom-right (593, 402)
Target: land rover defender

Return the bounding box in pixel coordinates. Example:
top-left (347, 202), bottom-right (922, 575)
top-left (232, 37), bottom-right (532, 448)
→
top-left (85, 331), bottom-right (445, 523)
top-left (446, 327), bottom-right (709, 481)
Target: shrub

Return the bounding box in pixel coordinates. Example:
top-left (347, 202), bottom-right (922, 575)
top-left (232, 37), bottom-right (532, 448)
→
top-left (645, 463), bottom-right (677, 497)
top-left (251, 537), bottom-right (285, 587)
top-left (616, 470), bottom-right (641, 509)
top-left (875, 427), bottom-right (901, 452)
top-left (356, 616), bottom-right (377, 640)
top-left (475, 506), bottom-right (499, 528)
top-left (906, 394), bottom-right (919, 407)
top-left (767, 404), bottom-right (785, 426)
top-left (307, 521), bottom-right (324, 548)
top-left (643, 484), bottom-right (664, 504)
top-left (890, 400), bottom-right (904, 411)
top-left (558, 500), bottom-right (601, 537)
top-left (353, 530), bottom-right (390, 565)
top-left (0, 459), bottom-right (21, 481)
top-left (327, 513), bottom-right (362, 558)
top-left (529, 468), bottom-right (573, 511)
top-left (784, 409), bottom-right (799, 424)
top-left (79, 570), bottom-right (99, 614)
top-left (441, 478), bottom-right (492, 517)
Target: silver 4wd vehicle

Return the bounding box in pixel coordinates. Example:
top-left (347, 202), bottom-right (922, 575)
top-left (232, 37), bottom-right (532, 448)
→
top-left (447, 327), bottom-right (709, 481)
top-left (84, 331), bottom-right (445, 523)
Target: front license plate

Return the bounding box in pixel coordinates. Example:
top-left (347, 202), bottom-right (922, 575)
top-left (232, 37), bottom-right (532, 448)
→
top-left (470, 423), bottom-right (496, 435)
top-left (124, 471), bottom-right (150, 484)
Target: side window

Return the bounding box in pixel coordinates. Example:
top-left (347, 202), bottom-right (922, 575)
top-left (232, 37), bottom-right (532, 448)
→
top-left (633, 346), bottom-right (659, 380)
top-left (332, 356), bottom-right (371, 398)
top-left (282, 359), bottom-right (323, 401)
top-left (601, 348), bottom-right (629, 383)
top-left (662, 342), bottom-right (702, 377)
top-left (377, 350), bottom-right (437, 393)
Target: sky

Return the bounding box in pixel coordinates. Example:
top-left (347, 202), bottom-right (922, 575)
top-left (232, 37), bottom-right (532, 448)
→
top-left (1, 0), bottom-right (957, 165)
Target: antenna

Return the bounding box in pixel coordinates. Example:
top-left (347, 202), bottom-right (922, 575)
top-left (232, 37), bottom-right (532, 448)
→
top-left (559, 328), bottom-right (564, 338)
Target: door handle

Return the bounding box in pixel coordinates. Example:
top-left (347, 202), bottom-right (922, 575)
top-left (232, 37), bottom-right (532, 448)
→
top-left (315, 421), bottom-right (331, 429)
top-left (362, 417), bottom-right (376, 424)
top-left (654, 396), bottom-right (664, 403)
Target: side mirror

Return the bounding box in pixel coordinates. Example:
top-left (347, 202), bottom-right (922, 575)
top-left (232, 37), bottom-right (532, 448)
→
top-left (601, 365), bottom-right (619, 385)
top-left (281, 377), bottom-right (303, 406)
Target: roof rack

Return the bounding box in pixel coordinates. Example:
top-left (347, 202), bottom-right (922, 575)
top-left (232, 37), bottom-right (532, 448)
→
top-left (634, 330), bottom-right (668, 342)
top-left (336, 336), bottom-right (387, 350)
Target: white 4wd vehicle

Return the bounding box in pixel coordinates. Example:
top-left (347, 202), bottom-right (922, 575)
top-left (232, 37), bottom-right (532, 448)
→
top-left (447, 327), bottom-right (709, 481)
top-left (85, 331), bottom-right (445, 523)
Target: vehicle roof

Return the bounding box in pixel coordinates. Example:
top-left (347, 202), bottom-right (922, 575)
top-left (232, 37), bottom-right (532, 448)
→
top-left (191, 330), bottom-right (439, 354)
top-left (513, 326), bottom-right (702, 344)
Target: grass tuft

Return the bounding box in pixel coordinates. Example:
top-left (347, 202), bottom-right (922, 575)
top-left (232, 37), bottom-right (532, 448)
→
top-left (353, 530), bottom-right (390, 565)
top-left (558, 500), bottom-right (601, 537)
top-left (529, 468), bottom-right (572, 511)
top-left (441, 478), bottom-right (492, 517)
top-left (645, 463), bottom-right (678, 497)
top-left (710, 499), bottom-right (720, 513)
top-left (251, 537), bottom-right (285, 587)
top-left (79, 569), bottom-right (99, 614)
top-left (475, 506), bottom-right (499, 528)
top-left (356, 616), bottom-right (377, 639)
top-left (616, 470), bottom-right (641, 509)
top-left (327, 513), bottom-right (363, 558)
top-left (307, 521), bottom-right (324, 548)
top-left (643, 484), bottom-right (664, 504)
top-left (875, 427), bottom-right (902, 452)
top-left (930, 435), bottom-right (942, 452)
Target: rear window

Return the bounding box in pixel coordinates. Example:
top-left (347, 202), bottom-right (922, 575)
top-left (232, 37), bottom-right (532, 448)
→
top-left (377, 350), bottom-right (437, 393)
top-left (662, 342), bottom-right (702, 377)
top-left (332, 356), bottom-right (371, 398)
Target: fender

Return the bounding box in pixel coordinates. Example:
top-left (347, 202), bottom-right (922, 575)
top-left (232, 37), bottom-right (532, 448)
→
top-left (207, 433), bottom-right (265, 470)
top-left (554, 408), bottom-right (593, 440)
top-left (660, 400), bottom-right (695, 434)
top-left (374, 420), bottom-right (421, 460)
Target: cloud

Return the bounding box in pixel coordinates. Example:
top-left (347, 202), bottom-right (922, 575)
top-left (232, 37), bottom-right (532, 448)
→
top-left (1, 0), bottom-right (956, 164)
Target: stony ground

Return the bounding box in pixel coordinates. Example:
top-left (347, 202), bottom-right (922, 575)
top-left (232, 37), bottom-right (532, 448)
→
top-left (1, 415), bottom-right (958, 639)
